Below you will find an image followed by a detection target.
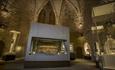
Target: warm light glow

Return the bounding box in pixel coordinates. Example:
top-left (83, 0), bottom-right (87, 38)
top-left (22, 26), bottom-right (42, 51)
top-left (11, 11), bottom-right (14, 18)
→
top-left (1, 10), bottom-right (10, 18)
top-left (10, 30), bottom-right (20, 34)
top-left (97, 25), bottom-right (104, 30)
top-left (91, 25), bottom-right (104, 31)
top-left (0, 28), bottom-right (5, 32)
top-left (32, 51), bottom-right (36, 54)
top-left (76, 23), bottom-right (83, 33)
top-left (70, 43), bottom-right (74, 52)
top-left (84, 42), bottom-right (91, 55)
top-left (78, 24), bottom-right (83, 29)
top-left (112, 24), bottom-right (115, 27)
top-left (9, 30), bottom-right (21, 53)
top-left (111, 53), bottom-right (115, 54)
top-left (16, 46), bottom-right (22, 52)
top-left (95, 42), bottom-right (100, 55)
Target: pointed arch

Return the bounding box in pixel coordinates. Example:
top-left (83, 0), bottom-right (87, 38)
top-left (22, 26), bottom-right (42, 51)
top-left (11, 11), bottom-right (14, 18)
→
top-left (37, 1), bottom-right (56, 25)
top-left (59, 0), bottom-right (78, 30)
top-left (50, 0), bottom-right (63, 25)
top-left (67, 0), bottom-right (81, 15)
top-left (59, 0), bottom-right (83, 32)
top-left (33, 0), bottom-right (49, 22)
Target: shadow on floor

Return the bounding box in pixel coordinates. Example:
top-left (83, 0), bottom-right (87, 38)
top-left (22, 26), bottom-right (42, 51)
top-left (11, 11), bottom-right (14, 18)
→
top-left (0, 59), bottom-right (99, 70)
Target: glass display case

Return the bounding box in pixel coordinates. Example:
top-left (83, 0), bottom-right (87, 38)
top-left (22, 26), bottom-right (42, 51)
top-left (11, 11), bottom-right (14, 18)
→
top-left (25, 23), bottom-right (70, 67)
top-left (30, 37), bottom-right (67, 55)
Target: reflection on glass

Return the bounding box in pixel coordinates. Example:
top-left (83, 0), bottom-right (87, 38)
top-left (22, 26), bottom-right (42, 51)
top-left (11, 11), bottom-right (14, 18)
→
top-left (30, 37), bottom-right (67, 55)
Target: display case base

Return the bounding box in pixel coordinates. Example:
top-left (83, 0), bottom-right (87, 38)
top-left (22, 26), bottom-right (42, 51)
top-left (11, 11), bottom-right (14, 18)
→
top-left (2, 53), bottom-right (16, 61)
top-left (24, 61), bottom-right (70, 68)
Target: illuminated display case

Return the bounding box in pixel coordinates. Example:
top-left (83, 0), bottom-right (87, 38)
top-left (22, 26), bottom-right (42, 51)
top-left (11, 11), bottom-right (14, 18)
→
top-left (25, 23), bottom-right (70, 67)
top-left (30, 37), bottom-right (67, 55)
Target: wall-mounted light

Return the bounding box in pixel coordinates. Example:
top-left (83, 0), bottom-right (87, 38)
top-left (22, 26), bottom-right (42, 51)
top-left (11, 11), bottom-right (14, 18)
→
top-left (0, 0), bottom-right (10, 18)
top-left (1, 7), bottom-right (9, 18)
top-left (15, 46), bottom-right (22, 52)
top-left (78, 23), bottom-right (83, 29)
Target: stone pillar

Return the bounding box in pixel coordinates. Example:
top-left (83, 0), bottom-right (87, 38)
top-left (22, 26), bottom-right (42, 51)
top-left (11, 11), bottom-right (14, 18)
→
top-left (81, 0), bottom-right (97, 61)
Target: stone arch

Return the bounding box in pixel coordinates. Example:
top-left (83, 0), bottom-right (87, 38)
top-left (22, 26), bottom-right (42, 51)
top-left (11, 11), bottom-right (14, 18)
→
top-left (37, 8), bottom-right (46, 23)
top-left (37, 1), bottom-right (56, 25)
top-left (66, 0), bottom-right (81, 16)
top-left (59, 0), bottom-right (81, 31)
top-left (50, 0), bottom-right (63, 25)
top-left (65, 0), bottom-right (84, 33)
top-left (59, 0), bottom-right (83, 58)
top-left (33, 0), bottom-right (82, 26)
top-left (33, 0), bottom-right (49, 22)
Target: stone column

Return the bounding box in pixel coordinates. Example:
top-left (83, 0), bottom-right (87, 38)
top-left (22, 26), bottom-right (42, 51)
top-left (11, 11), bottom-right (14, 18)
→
top-left (81, 0), bottom-right (98, 61)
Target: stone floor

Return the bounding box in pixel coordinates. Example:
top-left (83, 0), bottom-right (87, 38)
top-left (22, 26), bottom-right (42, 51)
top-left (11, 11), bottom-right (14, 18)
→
top-left (0, 59), bottom-right (100, 70)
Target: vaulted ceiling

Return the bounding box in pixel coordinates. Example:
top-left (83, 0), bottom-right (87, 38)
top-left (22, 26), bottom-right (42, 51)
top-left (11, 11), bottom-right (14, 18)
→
top-left (31, 0), bottom-right (83, 32)
top-left (1, 0), bottom-right (115, 31)
top-left (0, 0), bottom-right (84, 32)
top-left (92, 0), bottom-right (115, 7)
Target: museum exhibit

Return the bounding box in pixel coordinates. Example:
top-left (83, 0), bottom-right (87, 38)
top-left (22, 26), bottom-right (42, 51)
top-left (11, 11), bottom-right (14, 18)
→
top-left (0, 0), bottom-right (115, 70)
top-left (25, 23), bottom-right (70, 67)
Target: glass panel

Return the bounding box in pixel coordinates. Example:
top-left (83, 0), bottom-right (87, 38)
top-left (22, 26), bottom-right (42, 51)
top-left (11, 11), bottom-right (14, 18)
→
top-left (104, 35), bottom-right (115, 54)
top-left (30, 37), bottom-right (67, 55)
